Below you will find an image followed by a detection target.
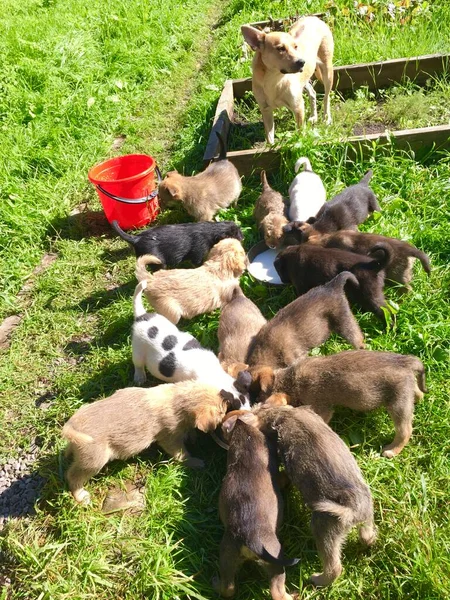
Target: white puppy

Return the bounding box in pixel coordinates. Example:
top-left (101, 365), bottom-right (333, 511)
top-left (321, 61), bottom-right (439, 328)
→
top-left (288, 157), bottom-right (326, 222)
top-left (132, 281), bottom-right (251, 408)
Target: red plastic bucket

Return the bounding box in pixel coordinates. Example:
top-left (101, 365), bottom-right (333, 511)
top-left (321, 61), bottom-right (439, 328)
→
top-left (88, 154), bottom-right (161, 229)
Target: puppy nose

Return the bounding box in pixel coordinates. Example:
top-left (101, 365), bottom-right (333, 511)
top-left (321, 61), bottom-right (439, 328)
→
top-left (295, 58), bottom-right (305, 69)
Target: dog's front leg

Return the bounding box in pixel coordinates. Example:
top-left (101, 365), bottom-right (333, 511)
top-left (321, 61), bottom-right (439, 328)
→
top-left (305, 82), bottom-right (318, 124)
top-left (261, 106), bottom-right (275, 144)
top-left (159, 436), bottom-right (205, 468)
top-left (293, 95), bottom-right (306, 132)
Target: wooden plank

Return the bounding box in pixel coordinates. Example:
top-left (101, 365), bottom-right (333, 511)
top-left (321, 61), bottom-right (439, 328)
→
top-left (203, 79), bottom-right (235, 164)
top-left (226, 147), bottom-right (281, 178)
top-left (248, 13), bottom-right (325, 31)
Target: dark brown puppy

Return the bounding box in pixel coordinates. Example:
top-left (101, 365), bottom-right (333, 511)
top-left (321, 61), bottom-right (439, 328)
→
top-left (253, 171), bottom-right (288, 249)
top-left (274, 242), bottom-right (391, 318)
top-left (247, 272), bottom-right (364, 369)
top-left (247, 405), bottom-right (376, 587)
top-left (213, 414), bottom-right (299, 599)
top-left (218, 286), bottom-right (267, 369)
top-left (303, 230), bottom-right (430, 292)
top-left (250, 350), bottom-right (427, 457)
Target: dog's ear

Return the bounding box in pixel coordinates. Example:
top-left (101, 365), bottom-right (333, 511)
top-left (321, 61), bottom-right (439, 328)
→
top-left (163, 181), bottom-right (181, 200)
top-left (305, 216), bottom-right (317, 225)
top-left (249, 366), bottom-right (274, 394)
top-left (223, 362), bottom-right (249, 378)
top-left (262, 392), bottom-right (290, 407)
top-left (241, 25), bottom-right (265, 51)
top-left (195, 405), bottom-right (224, 433)
top-left (222, 410), bottom-right (258, 435)
top-left (220, 389), bottom-right (244, 411)
top-left (165, 170), bottom-right (178, 177)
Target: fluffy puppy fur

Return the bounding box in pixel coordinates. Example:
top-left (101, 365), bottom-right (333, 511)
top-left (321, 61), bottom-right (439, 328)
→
top-left (284, 170), bottom-right (379, 240)
top-left (250, 349), bottom-right (427, 457)
top-left (247, 272), bottom-right (364, 369)
top-left (303, 230), bottom-right (431, 291)
top-left (247, 405), bottom-right (376, 586)
top-left (135, 238), bottom-right (248, 324)
top-left (274, 242), bottom-right (392, 318)
top-left (157, 133), bottom-right (242, 222)
top-left (253, 171), bottom-right (288, 249)
top-left (111, 219), bottom-right (243, 263)
top-left (62, 381), bottom-right (232, 504)
top-left (132, 281), bottom-right (251, 408)
top-left (217, 286), bottom-right (267, 369)
top-left (288, 157), bottom-right (326, 222)
top-left (213, 415), bottom-right (299, 600)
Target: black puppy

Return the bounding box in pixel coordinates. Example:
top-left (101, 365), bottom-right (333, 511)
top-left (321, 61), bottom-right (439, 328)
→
top-left (274, 242), bottom-right (392, 318)
top-left (283, 170), bottom-right (380, 242)
top-left (111, 220), bottom-right (243, 265)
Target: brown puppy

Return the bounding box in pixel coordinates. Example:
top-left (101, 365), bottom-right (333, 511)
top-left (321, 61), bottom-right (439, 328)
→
top-left (254, 170), bottom-right (288, 249)
top-left (158, 133), bottom-right (242, 221)
top-left (213, 412), bottom-right (299, 600)
top-left (274, 242), bottom-right (392, 319)
top-left (135, 238), bottom-right (248, 324)
top-left (247, 272), bottom-right (364, 369)
top-left (251, 350), bottom-right (427, 457)
top-left (218, 286), bottom-right (267, 368)
top-left (249, 405), bottom-right (376, 586)
top-left (62, 381), bottom-right (231, 504)
top-left (304, 230), bottom-right (431, 292)
top-left (242, 16), bottom-right (334, 143)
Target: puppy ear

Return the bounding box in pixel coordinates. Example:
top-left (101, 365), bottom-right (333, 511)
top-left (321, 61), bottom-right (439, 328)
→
top-left (223, 362), bottom-right (249, 378)
top-left (165, 170), bottom-right (178, 177)
top-left (241, 25), bottom-right (265, 51)
top-left (263, 392), bottom-right (290, 407)
top-left (283, 222), bottom-right (294, 233)
top-left (306, 217), bottom-right (317, 224)
top-left (195, 405), bottom-right (224, 433)
top-left (249, 366), bottom-right (274, 394)
top-left (222, 411), bottom-right (258, 435)
top-left (164, 182), bottom-right (181, 200)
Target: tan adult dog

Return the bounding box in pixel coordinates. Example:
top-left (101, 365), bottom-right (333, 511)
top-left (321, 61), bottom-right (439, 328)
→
top-left (241, 16), bottom-right (334, 143)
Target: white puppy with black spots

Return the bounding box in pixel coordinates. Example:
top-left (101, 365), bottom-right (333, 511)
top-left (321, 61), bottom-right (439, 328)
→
top-left (132, 280), bottom-right (251, 409)
top-left (288, 156), bottom-right (327, 222)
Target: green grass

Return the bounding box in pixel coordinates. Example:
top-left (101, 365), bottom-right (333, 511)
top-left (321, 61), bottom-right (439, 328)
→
top-left (1, 0), bottom-right (450, 599)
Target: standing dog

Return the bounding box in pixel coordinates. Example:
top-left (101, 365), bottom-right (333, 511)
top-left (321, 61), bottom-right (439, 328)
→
top-left (241, 16), bottom-right (334, 143)
top-left (213, 413), bottom-right (299, 600)
top-left (247, 272), bottom-right (365, 369)
top-left (135, 238), bottom-right (248, 323)
top-left (158, 133), bottom-right (242, 221)
top-left (288, 157), bottom-right (326, 223)
top-left (253, 170), bottom-right (288, 249)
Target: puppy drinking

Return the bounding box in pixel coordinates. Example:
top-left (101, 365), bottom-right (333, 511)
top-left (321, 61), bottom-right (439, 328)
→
top-left (253, 170), bottom-right (288, 249)
top-left (158, 133), bottom-right (242, 221)
top-left (62, 381), bottom-right (231, 504)
top-left (250, 405), bottom-right (376, 586)
top-left (111, 219), bottom-right (243, 263)
top-left (213, 412), bottom-right (299, 600)
top-left (247, 272), bottom-right (364, 369)
top-left (242, 16), bottom-right (334, 143)
top-left (135, 238), bottom-right (248, 324)
top-left (288, 157), bottom-right (326, 223)
top-left (132, 281), bottom-right (251, 408)
top-left (251, 349), bottom-right (427, 457)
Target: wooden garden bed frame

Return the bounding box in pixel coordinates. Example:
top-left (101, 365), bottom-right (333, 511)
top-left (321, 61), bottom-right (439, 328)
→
top-left (204, 53), bottom-right (450, 176)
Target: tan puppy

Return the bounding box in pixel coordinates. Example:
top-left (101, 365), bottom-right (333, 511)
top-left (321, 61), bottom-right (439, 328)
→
top-left (254, 170), bottom-right (288, 249)
top-left (62, 381), bottom-right (230, 504)
top-left (242, 16), bottom-right (334, 143)
top-left (218, 286), bottom-right (267, 368)
top-left (250, 350), bottom-right (427, 457)
top-left (135, 238), bottom-right (248, 324)
top-left (158, 133), bottom-right (242, 221)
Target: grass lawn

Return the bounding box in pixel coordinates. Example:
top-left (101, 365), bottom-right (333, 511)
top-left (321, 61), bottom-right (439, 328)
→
top-left (1, 0), bottom-right (450, 599)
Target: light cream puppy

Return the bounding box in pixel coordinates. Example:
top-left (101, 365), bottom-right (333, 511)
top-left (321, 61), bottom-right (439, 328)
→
top-left (288, 157), bottom-right (326, 222)
top-left (242, 16), bottom-right (334, 143)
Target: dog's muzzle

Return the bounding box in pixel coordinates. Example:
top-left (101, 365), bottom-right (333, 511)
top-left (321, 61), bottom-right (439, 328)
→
top-left (281, 59), bottom-right (305, 74)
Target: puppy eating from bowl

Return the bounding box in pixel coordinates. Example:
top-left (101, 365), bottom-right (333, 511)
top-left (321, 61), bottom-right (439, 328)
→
top-left (253, 170), bottom-right (288, 249)
top-left (132, 280), bottom-right (251, 408)
top-left (288, 156), bottom-right (326, 223)
top-left (135, 238), bottom-right (248, 324)
top-left (62, 381), bottom-right (236, 504)
top-left (158, 132), bottom-right (242, 222)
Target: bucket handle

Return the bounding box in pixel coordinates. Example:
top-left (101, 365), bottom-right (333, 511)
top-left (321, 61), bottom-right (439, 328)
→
top-left (96, 165), bottom-right (162, 204)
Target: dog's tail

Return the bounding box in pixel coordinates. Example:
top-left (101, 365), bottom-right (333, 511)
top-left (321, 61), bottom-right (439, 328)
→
top-left (400, 356), bottom-right (428, 394)
top-left (215, 131), bottom-right (227, 161)
top-left (133, 280), bottom-right (148, 319)
top-left (328, 271), bottom-right (360, 290)
top-left (259, 547), bottom-right (300, 568)
top-left (312, 500), bottom-right (355, 525)
top-left (360, 170), bottom-right (373, 185)
top-left (407, 245), bottom-right (431, 275)
top-left (294, 156), bottom-right (312, 173)
top-left (260, 169), bottom-right (271, 192)
top-left (62, 423), bottom-right (94, 446)
top-left (135, 254), bottom-right (161, 282)
top-left (111, 220), bottom-right (140, 246)
top-left (358, 242), bottom-right (392, 272)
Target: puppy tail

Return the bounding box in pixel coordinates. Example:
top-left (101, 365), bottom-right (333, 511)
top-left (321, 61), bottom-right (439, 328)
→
top-left (312, 500), bottom-right (354, 524)
top-left (294, 157), bottom-right (312, 173)
top-left (259, 547), bottom-right (300, 568)
top-left (360, 169), bottom-right (373, 185)
top-left (260, 169), bottom-right (271, 191)
top-left (215, 131), bottom-right (227, 161)
top-left (111, 220), bottom-right (139, 246)
top-left (409, 246), bottom-right (431, 275)
top-left (62, 423), bottom-right (94, 446)
top-left (329, 271), bottom-right (359, 290)
top-left (135, 254), bottom-right (161, 282)
top-left (133, 280), bottom-right (148, 319)
top-left (406, 357), bottom-right (428, 394)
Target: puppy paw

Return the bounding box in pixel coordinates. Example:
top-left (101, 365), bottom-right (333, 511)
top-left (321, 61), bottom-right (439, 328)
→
top-left (325, 115), bottom-right (332, 126)
top-left (133, 370), bottom-right (147, 385)
top-left (73, 489), bottom-right (91, 505)
top-left (359, 524), bottom-right (377, 546)
top-left (185, 456), bottom-right (205, 469)
top-left (382, 444), bottom-right (402, 458)
top-left (310, 568), bottom-right (340, 587)
top-left (212, 575), bottom-right (235, 597)
top-left (308, 115), bottom-right (318, 124)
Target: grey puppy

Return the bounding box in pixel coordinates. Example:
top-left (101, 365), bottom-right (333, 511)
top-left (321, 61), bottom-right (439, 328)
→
top-left (244, 405), bottom-right (376, 587)
top-left (250, 350), bottom-right (427, 457)
top-left (247, 272), bottom-right (364, 369)
top-left (213, 413), bottom-right (299, 599)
